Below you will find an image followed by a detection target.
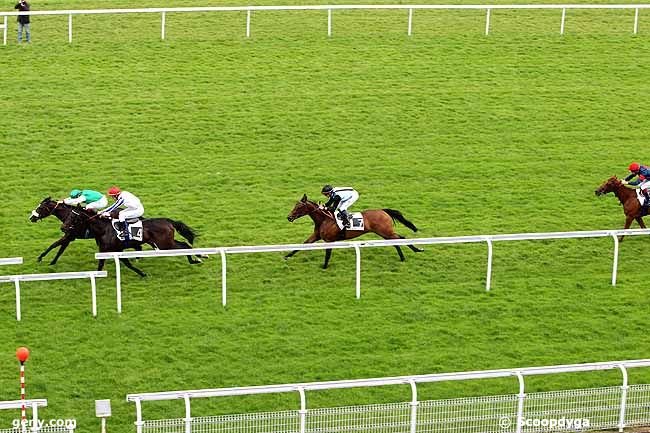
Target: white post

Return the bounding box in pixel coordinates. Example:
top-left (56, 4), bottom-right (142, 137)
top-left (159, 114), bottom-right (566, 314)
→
top-left (618, 364), bottom-right (629, 432)
top-left (246, 10), bottom-right (251, 38)
top-left (184, 394), bottom-right (191, 433)
top-left (297, 387), bottom-right (307, 433)
top-left (3, 16), bottom-right (7, 46)
top-left (485, 8), bottom-right (491, 36)
top-left (134, 398), bottom-right (143, 433)
top-left (90, 275), bottom-right (97, 317)
top-left (485, 238), bottom-right (493, 292)
top-left (30, 402), bottom-right (38, 433)
top-left (611, 233), bottom-right (619, 286)
top-left (114, 256), bottom-right (122, 314)
top-left (560, 8), bottom-right (566, 35)
top-left (354, 244), bottom-right (361, 299)
top-left (408, 8), bottom-right (413, 36)
top-left (14, 279), bottom-right (21, 321)
top-left (515, 372), bottom-right (526, 433)
top-left (220, 249), bottom-right (227, 307)
top-left (161, 11), bottom-right (166, 40)
top-left (327, 9), bottom-right (332, 37)
top-left (634, 8), bottom-right (639, 34)
top-left (68, 14), bottom-right (72, 43)
top-left (408, 379), bottom-right (418, 433)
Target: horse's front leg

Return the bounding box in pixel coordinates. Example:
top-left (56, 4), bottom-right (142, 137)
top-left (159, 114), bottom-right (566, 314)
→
top-left (284, 232), bottom-right (320, 260)
top-left (37, 236), bottom-right (71, 263)
top-left (619, 216), bottom-right (635, 242)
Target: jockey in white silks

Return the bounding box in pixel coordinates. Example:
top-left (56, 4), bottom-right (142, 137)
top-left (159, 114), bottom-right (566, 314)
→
top-left (321, 184), bottom-right (359, 228)
top-left (100, 186), bottom-right (144, 239)
top-left (63, 189), bottom-right (108, 212)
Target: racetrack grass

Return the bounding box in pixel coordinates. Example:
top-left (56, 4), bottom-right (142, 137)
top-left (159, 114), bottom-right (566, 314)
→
top-left (2, 1), bottom-right (650, 431)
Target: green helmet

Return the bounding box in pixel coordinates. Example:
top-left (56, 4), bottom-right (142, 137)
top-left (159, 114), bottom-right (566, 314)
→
top-left (70, 189), bottom-right (82, 198)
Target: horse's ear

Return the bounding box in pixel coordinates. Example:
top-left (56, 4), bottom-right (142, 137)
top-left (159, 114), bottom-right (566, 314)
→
top-left (45, 196), bottom-right (51, 201)
top-left (301, 194), bottom-right (307, 202)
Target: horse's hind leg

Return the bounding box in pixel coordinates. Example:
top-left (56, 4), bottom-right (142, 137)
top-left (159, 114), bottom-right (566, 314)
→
top-left (175, 240), bottom-right (202, 264)
top-left (121, 258), bottom-right (147, 277)
top-left (636, 216), bottom-right (647, 229)
top-left (393, 245), bottom-right (406, 261)
top-left (323, 248), bottom-right (333, 269)
top-left (399, 235), bottom-right (424, 253)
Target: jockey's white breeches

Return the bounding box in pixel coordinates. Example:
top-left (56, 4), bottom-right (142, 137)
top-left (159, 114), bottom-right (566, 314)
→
top-left (639, 180), bottom-right (650, 191)
top-left (337, 191), bottom-right (359, 212)
top-left (86, 197), bottom-right (107, 211)
top-left (119, 205), bottom-right (144, 221)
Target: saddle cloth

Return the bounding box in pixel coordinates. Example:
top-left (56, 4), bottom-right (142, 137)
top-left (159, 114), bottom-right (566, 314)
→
top-left (335, 212), bottom-right (365, 231)
top-left (111, 219), bottom-right (143, 241)
top-left (636, 190), bottom-right (646, 206)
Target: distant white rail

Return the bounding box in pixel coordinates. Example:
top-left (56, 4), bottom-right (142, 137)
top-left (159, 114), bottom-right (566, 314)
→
top-left (0, 257), bottom-right (23, 266)
top-left (96, 228), bottom-right (650, 312)
top-left (126, 358), bottom-right (650, 433)
top-left (0, 399), bottom-right (76, 433)
top-left (1, 4), bottom-right (648, 45)
top-left (0, 271), bottom-right (107, 321)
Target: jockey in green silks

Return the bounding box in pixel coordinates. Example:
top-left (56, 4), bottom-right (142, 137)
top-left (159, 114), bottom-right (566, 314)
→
top-left (62, 189), bottom-right (108, 213)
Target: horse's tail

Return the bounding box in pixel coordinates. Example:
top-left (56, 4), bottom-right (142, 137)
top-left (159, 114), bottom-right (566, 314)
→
top-left (383, 209), bottom-right (418, 232)
top-left (166, 219), bottom-right (198, 245)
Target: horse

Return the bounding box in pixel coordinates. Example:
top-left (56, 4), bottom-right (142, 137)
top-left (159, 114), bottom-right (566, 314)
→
top-left (595, 175), bottom-right (648, 240)
top-left (62, 208), bottom-right (204, 277)
top-left (285, 194), bottom-right (423, 268)
top-left (30, 197), bottom-right (142, 264)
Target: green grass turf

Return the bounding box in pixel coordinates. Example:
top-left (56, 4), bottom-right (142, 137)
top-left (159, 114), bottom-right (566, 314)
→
top-left (1, 0), bottom-right (650, 431)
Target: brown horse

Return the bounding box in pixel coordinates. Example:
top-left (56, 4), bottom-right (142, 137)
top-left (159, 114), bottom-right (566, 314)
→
top-left (595, 175), bottom-right (647, 240)
top-left (285, 194), bottom-right (423, 268)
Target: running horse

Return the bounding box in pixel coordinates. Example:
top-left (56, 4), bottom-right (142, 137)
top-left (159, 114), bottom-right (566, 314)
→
top-left (285, 194), bottom-right (423, 268)
top-left (595, 175), bottom-right (648, 240)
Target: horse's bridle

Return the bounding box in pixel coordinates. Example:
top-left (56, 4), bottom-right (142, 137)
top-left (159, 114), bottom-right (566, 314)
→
top-left (32, 200), bottom-right (60, 220)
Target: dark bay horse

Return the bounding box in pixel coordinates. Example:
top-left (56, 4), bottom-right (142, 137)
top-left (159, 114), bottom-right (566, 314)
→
top-left (285, 195), bottom-right (423, 268)
top-left (63, 208), bottom-right (203, 277)
top-left (595, 176), bottom-right (648, 240)
top-left (30, 197), bottom-right (142, 264)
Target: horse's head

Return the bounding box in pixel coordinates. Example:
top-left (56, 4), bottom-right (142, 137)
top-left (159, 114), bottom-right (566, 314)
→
top-left (595, 176), bottom-right (621, 196)
top-left (61, 207), bottom-right (91, 234)
top-left (287, 194), bottom-right (317, 222)
top-left (30, 197), bottom-right (58, 222)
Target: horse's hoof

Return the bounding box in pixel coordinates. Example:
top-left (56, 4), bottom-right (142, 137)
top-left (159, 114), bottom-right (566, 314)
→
top-left (37, 256), bottom-right (43, 263)
top-left (139, 273), bottom-right (148, 278)
top-left (193, 258), bottom-right (203, 264)
top-left (48, 260), bottom-right (57, 266)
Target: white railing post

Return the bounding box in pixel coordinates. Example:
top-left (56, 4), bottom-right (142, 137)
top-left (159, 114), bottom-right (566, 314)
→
top-left (220, 249), bottom-right (227, 307)
top-left (611, 232), bottom-right (619, 286)
top-left (30, 402), bottom-right (38, 433)
top-left (560, 8), bottom-right (566, 35)
top-left (634, 8), bottom-right (639, 34)
top-left (408, 379), bottom-right (418, 433)
top-left (90, 275), bottom-right (97, 317)
top-left (14, 278), bottom-right (21, 321)
top-left (485, 237), bottom-right (493, 292)
top-left (114, 256), bottom-right (122, 313)
top-left (184, 394), bottom-right (191, 433)
top-left (408, 8), bottom-right (413, 36)
top-left (618, 364), bottom-right (629, 432)
top-left (246, 10), bottom-right (251, 38)
top-left (68, 13), bottom-right (72, 43)
top-left (134, 398), bottom-right (144, 433)
top-left (161, 11), bottom-right (166, 40)
top-left (354, 244), bottom-right (361, 299)
top-left (3, 16), bottom-right (7, 46)
top-left (485, 8), bottom-right (491, 36)
top-left (297, 387), bottom-right (307, 433)
top-left (515, 372), bottom-right (526, 433)
top-left (327, 9), bottom-right (332, 37)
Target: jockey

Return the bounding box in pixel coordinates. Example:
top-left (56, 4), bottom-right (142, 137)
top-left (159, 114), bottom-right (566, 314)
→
top-left (62, 189), bottom-right (108, 212)
top-left (100, 186), bottom-right (144, 239)
top-left (321, 184), bottom-right (359, 228)
top-left (622, 162), bottom-right (650, 212)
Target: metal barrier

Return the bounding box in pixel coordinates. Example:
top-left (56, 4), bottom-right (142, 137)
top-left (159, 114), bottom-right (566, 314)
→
top-left (0, 271), bottom-right (107, 321)
top-left (97, 228), bottom-right (650, 311)
top-left (126, 358), bottom-right (650, 433)
top-left (0, 258), bottom-right (23, 266)
top-left (0, 399), bottom-right (75, 432)
top-left (1, 4), bottom-right (649, 45)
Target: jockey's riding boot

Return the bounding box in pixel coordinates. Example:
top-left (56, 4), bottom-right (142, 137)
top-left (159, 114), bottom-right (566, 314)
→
top-left (643, 191), bottom-right (650, 215)
top-left (120, 221), bottom-right (129, 239)
top-left (340, 210), bottom-right (351, 228)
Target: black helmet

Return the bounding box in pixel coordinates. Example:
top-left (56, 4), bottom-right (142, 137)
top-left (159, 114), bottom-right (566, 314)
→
top-left (321, 184), bottom-right (333, 194)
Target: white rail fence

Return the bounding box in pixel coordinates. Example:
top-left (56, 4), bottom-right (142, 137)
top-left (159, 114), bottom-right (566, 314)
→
top-left (0, 271), bottom-right (107, 321)
top-left (126, 358), bottom-right (650, 433)
top-left (0, 258), bottom-right (23, 266)
top-left (97, 228), bottom-right (650, 312)
top-left (0, 399), bottom-right (74, 433)
top-left (1, 4), bottom-right (649, 45)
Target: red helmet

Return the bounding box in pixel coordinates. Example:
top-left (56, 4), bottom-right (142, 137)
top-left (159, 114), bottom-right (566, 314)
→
top-left (108, 186), bottom-right (121, 196)
top-left (629, 162), bottom-right (641, 172)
